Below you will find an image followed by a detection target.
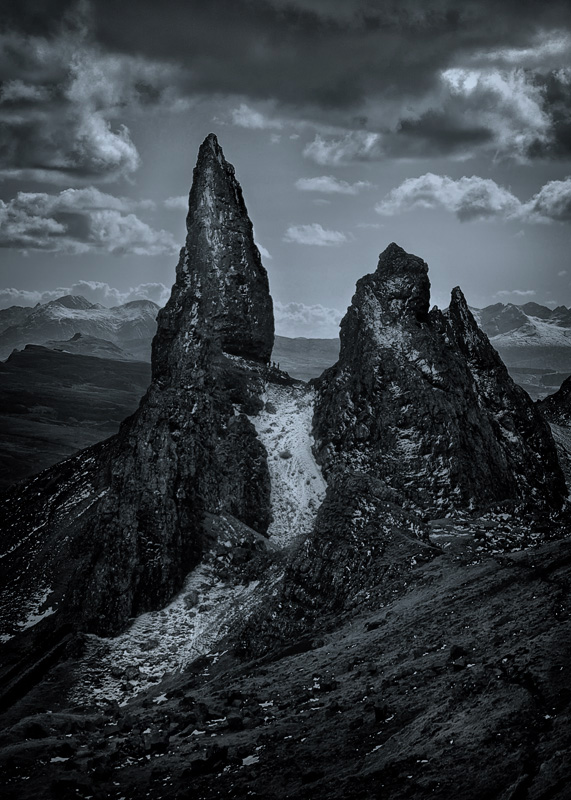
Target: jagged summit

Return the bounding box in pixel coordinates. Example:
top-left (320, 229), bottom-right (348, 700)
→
top-left (46, 295), bottom-right (97, 310)
top-left (153, 133), bottom-right (273, 380)
top-left (314, 242), bottom-right (565, 514)
top-left (373, 242), bottom-right (430, 321)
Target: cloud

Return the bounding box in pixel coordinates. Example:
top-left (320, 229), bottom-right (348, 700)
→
top-left (4, 2), bottom-right (571, 171)
top-left (0, 188), bottom-right (178, 255)
top-left (303, 132), bottom-right (383, 166)
top-left (559, 269), bottom-right (568, 276)
top-left (295, 175), bottom-right (372, 195)
top-left (255, 242), bottom-right (272, 260)
top-left (274, 300), bottom-right (342, 338)
top-left (163, 196), bottom-right (188, 210)
top-left (0, 10), bottom-right (188, 183)
top-left (0, 280), bottom-right (171, 310)
top-left (376, 173), bottom-right (571, 224)
top-left (376, 174), bottom-right (522, 222)
top-left (496, 289), bottom-right (536, 297)
top-left (5, 2), bottom-right (571, 165)
top-left (231, 103), bottom-right (283, 130)
top-left (525, 178), bottom-right (571, 221)
top-left (283, 223), bottom-right (348, 246)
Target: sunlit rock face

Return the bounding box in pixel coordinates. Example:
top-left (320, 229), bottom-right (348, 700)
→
top-left (313, 243), bottom-right (565, 515)
top-left (0, 134), bottom-right (274, 641)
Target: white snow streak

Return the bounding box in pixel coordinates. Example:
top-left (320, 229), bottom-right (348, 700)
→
top-left (251, 384), bottom-right (326, 548)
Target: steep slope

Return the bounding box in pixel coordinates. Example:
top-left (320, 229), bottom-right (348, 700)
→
top-left (0, 305), bottom-right (34, 333)
top-left (0, 133), bottom-right (274, 666)
top-left (313, 243), bottom-right (565, 516)
top-left (537, 376), bottom-right (571, 484)
top-left (538, 373), bottom-right (571, 427)
top-left (0, 297), bottom-right (159, 361)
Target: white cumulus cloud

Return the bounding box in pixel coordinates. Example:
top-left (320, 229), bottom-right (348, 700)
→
top-left (295, 176), bottom-right (372, 195)
top-left (231, 103), bottom-right (284, 130)
top-left (376, 173), bottom-right (522, 222)
top-left (163, 196), bottom-right (189, 210)
top-left (0, 13), bottom-right (189, 184)
top-left (496, 289), bottom-right (536, 297)
top-left (376, 173), bottom-right (571, 225)
top-left (303, 132), bottom-right (383, 166)
top-left (274, 301), bottom-right (342, 338)
top-left (283, 223), bottom-right (348, 246)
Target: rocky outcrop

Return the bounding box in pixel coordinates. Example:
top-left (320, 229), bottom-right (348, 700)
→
top-left (0, 134), bottom-right (274, 646)
top-left (539, 375), bottom-right (571, 426)
top-left (313, 243), bottom-right (565, 515)
top-left (152, 133), bottom-right (273, 375)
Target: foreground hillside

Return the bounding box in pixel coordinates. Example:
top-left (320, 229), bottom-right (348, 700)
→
top-left (3, 534), bottom-right (570, 800)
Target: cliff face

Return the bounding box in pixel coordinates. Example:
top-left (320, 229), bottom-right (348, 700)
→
top-left (313, 243), bottom-right (565, 515)
top-left (0, 134), bottom-right (274, 643)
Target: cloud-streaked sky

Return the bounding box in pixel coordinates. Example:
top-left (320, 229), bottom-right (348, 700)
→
top-left (2, 0), bottom-right (571, 335)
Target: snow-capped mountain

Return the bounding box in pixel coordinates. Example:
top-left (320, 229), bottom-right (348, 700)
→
top-left (0, 295), bottom-right (159, 361)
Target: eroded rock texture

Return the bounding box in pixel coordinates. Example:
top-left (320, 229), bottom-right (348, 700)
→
top-left (313, 243), bottom-right (565, 515)
top-left (0, 134), bottom-right (274, 649)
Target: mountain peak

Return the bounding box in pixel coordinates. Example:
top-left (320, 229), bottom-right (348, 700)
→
top-left (199, 132), bottom-right (225, 165)
top-left (47, 295), bottom-right (96, 310)
top-left (315, 244), bottom-right (565, 514)
top-left (152, 133), bottom-right (274, 376)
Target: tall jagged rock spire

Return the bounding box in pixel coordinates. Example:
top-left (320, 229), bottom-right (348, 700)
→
top-left (153, 133), bottom-right (274, 383)
top-left (313, 242), bottom-right (565, 514)
top-left (0, 134), bottom-right (274, 643)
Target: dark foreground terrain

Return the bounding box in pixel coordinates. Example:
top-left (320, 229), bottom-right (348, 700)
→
top-left (1, 533), bottom-right (570, 800)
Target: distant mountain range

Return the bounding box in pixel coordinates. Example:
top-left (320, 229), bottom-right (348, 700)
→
top-left (2, 295), bottom-right (571, 398)
top-left (0, 295), bottom-right (159, 361)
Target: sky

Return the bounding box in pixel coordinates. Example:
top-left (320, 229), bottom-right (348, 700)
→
top-left (2, 0), bottom-right (571, 337)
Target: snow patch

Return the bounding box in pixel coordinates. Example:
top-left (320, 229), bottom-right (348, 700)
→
top-left (250, 384), bottom-right (326, 547)
top-left (71, 563), bottom-right (268, 706)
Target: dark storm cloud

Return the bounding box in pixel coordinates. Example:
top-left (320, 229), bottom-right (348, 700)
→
top-left (4, 0), bottom-right (571, 163)
top-left (0, 4), bottom-right (188, 183)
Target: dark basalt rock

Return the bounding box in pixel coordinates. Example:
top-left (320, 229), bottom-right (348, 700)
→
top-left (539, 374), bottom-right (571, 426)
top-left (0, 134), bottom-right (274, 651)
top-left (313, 243), bottom-right (565, 514)
top-left (283, 472), bottom-right (436, 615)
top-left (153, 133), bottom-right (273, 375)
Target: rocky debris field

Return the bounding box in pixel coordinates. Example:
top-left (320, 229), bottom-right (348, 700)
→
top-left (1, 535), bottom-right (570, 800)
